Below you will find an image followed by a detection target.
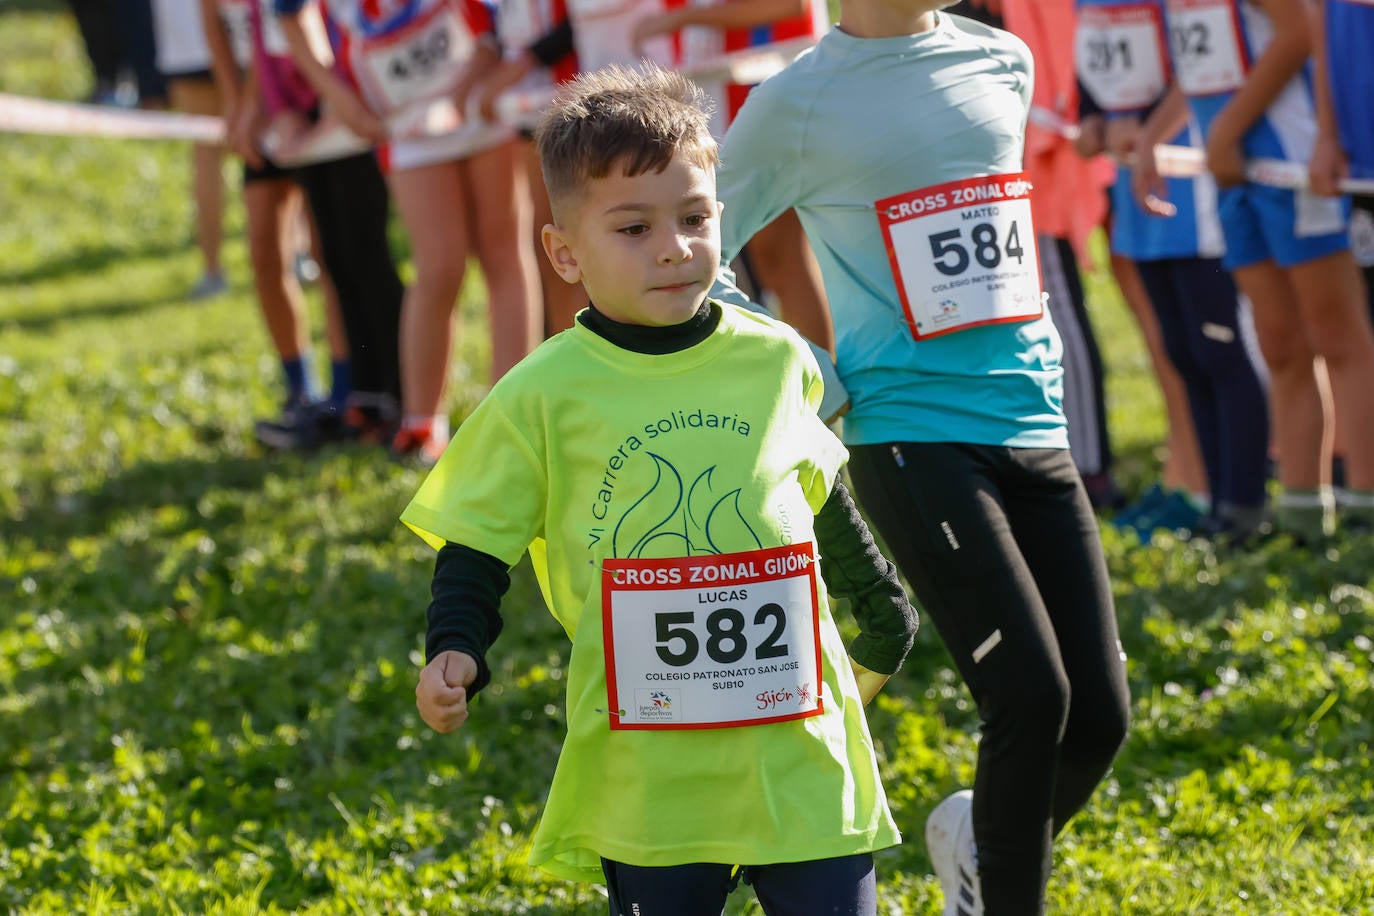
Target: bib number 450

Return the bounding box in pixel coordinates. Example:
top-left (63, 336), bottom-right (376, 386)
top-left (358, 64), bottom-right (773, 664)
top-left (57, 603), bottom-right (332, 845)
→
top-left (655, 605), bottom-right (789, 667)
top-left (929, 221), bottom-right (1025, 277)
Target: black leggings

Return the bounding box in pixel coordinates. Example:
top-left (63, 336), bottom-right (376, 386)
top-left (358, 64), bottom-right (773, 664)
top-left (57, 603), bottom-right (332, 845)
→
top-left (846, 443), bottom-right (1130, 916)
top-left (1135, 257), bottom-right (1270, 511)
top-left (293, 153), bottom-right (405, 407)
top-left (602, 853), bottom-right (876, 916)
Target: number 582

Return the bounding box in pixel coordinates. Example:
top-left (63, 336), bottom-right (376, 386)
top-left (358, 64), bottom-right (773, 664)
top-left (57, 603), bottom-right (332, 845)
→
top-left (654, 605), bottom-right (789, 667)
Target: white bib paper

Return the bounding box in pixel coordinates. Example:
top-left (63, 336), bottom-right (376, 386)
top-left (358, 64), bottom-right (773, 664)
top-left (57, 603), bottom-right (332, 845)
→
top-left (1167, 0), bottom-right (1249, 95)
top-left (877, 173), bottom-right (1044, 340)
top-left (354, 3), bottom-right (474, 114)
top-left (602, 543), bottom-right (824, 730)
top-left (1076, 3), bottom-right (1169, 111)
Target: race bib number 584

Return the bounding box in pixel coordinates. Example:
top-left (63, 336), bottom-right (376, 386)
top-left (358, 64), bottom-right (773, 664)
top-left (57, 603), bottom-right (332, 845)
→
top-left (602, 543), bottom-right (824, 730)
top-left (878, 173), bottom-right (1043, 340)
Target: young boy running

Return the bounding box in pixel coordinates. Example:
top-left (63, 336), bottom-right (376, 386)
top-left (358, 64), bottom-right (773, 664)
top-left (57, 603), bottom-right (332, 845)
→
top-left (712, 4), bottom-right (1133, 913)
top-left (403, 63), bottom-right (918, 916)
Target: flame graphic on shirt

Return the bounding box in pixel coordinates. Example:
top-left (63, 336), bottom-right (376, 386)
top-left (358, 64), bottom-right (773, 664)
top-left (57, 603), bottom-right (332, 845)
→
top-left (613, 454), bottom-right (761, 558)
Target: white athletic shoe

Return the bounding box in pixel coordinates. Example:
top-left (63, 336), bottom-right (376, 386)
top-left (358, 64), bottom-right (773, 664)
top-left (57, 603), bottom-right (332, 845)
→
top-left (926, 789), bottom-right (983, 916)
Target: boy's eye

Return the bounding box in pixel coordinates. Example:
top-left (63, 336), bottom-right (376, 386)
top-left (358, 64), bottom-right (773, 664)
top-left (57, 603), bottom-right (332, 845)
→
top-left (619, 224), bottom-right (648, 237)
top-left (683, 213), bottom-right (709, 227)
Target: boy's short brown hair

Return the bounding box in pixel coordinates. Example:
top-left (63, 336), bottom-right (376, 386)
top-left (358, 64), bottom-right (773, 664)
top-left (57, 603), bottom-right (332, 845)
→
top-left (535, 63), bottom-right (720, 223)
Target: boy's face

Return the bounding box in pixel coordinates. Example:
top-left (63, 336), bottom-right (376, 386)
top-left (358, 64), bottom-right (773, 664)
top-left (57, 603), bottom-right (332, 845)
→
top-left (542, 154), bottom-right (722, 327)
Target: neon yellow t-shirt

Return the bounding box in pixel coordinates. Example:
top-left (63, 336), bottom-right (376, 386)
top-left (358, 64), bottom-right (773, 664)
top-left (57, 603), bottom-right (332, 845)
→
top-left (401, 303), bottom-right (901, 881)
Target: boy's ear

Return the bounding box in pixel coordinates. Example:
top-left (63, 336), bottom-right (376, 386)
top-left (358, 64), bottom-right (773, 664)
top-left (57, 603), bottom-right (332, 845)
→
top-left (542, 224), bottom-right (583, 285)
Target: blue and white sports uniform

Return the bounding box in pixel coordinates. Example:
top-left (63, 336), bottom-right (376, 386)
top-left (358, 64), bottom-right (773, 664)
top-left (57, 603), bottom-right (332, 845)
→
top-left (1073, 0), bottom-right (1221, 259)
top-left (1163, 0), bottom-right (1347, 269)
top-left (1109, 121), bottom-right (1225, 261)
top-left (1324, 0), bottom-right (1374, 181)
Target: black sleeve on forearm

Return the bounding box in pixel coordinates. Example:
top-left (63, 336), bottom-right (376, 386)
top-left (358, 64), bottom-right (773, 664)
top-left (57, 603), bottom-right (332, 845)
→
top-left (814, 479), bottom-right (919, 675)
top-left (427, 543), bottom-right (512, 698)
top-left (528, 17), bottom-right (574, 69)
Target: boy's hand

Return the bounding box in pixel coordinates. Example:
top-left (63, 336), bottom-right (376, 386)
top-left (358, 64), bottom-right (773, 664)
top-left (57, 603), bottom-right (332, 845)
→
top-left (1204, 114), bottom-right (1246, 188)
top-left (416, 650), bottom-right (479, 733)
top-left (327, 90), bottom-right (387, 144)
top-left (1131, 143), bottom-right (1176, 218)
top-left (1074, 114), bottom-right (1107, 159)
top-left (476, 55), bottom-right (534, 123)
top-left (1308, 130), bottom-right (1348, 198)
top-left (632, 10), bottom-right (683, 51)
top-left (266, 109), bottom-right (311, 160)
top-left (848, 657), bottom-right (889, 707)
top-left (231, 104), bottom-right (265, 169)
top-left (1104, 115), bottom-right (1141, 162)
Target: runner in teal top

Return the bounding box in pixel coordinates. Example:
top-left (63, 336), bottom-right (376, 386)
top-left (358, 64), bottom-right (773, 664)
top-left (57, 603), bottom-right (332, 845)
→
top-left (713, 6), bottom-right (1131, 914)
top-left (715, 13), bottom-right (1067, 450)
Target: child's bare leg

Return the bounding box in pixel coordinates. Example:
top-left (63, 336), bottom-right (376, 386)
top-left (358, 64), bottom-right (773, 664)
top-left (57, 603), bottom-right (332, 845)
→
top-left (1234, 260), bottom-right (1331, 538)
top-left (169, 78), bottom-right (225, 283)
top-left (245, 179), bottom-right (309, 361)
top-left (465, 140), bottom-right (541, 381)
top-left (1110, 253), bottom-right (1206, 495)
top-left (387, 162), bottom-right (469, 422)
top-left (1289, 250), bottom-right (1374, 491)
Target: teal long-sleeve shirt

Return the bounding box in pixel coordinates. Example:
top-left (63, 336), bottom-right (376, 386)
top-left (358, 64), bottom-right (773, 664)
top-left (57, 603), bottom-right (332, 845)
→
top-left (712, 13), bottom-right (1070, 450)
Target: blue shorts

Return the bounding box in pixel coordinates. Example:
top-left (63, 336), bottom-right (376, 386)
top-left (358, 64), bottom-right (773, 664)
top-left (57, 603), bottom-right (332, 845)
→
top-left (1218, 183), bottom-right (1349, 271)
top-left (601, 853), bottom-right (877, 916)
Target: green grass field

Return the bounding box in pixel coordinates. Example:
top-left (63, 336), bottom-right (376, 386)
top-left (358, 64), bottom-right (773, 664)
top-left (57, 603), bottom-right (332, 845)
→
top-left (3, 8), bottom-right (1373, 914)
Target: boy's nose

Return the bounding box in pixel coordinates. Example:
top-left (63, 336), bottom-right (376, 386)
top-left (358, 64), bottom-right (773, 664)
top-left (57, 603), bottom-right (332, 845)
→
top-left (658, 234), bottom-right (693, 264)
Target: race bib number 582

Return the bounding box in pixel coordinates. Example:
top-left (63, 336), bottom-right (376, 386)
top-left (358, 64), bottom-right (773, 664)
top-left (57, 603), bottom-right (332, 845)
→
top-left (877, 173), bottom-right (1043, 340)
top-left (601, 543), bottom-right (824, 730)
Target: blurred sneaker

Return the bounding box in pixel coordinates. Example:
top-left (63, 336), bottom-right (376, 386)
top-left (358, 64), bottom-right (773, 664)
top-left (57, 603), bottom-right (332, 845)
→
top-left (926, 790), bottom-right (982, 916)
top-left (1188, 512), bottom-right (1273, 549)
top-left (255, 399), bottom-right (346, 451)
top-left (1111, 482), bottom-right (1167, 532)
top-left (1135, 490), bottom-right (1204, 536)
top-left (188, 272), bottom-right (228, 300)
top-left (86, 80), bottom-right (121, 106)
top-left (389, 426), bottom-right (447, 467)
top-left (342, 405), bottom-right (397, 447)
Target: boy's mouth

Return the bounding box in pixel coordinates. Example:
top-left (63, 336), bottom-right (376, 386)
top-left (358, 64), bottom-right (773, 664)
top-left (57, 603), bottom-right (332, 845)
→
top-left (651, 279), bottom-right (698, 293)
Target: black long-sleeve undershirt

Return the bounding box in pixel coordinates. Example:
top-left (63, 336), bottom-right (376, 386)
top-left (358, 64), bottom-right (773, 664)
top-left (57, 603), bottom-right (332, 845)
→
top-left (425, 303), bottom-right (918, 696)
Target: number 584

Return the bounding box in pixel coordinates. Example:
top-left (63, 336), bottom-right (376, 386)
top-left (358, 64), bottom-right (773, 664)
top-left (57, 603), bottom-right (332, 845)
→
top-left (928, 220), bottom-right (1025, 277)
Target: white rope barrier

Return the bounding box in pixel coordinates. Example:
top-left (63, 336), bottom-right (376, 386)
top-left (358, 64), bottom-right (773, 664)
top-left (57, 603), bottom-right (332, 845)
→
top-left (0, 91), bottom-right (224, 142)
top-left (4, 84), bottom-right (1371, 195)
top-left (1150, 143), bottom-right (1374, 195)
